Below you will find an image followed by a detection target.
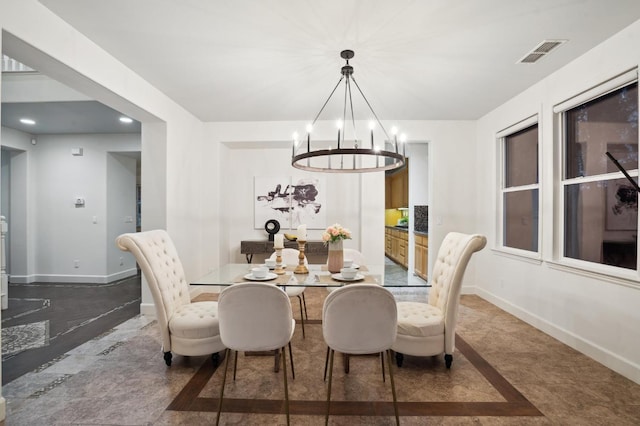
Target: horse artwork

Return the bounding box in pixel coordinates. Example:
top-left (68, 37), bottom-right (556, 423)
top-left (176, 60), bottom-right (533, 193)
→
top-left (254, 176), bottom-right (326, 230)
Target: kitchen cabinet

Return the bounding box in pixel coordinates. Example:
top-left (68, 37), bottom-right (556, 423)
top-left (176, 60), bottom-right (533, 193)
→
top-left (414, 233), bottom-right (428, 280)
top-left (385, 159), bottom-right (409, 209)
top-left (385, 227), bottom-right (408, 268)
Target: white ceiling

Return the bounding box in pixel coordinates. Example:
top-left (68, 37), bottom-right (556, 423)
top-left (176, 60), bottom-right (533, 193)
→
top-left (20, 0), bottom-right (640, 124)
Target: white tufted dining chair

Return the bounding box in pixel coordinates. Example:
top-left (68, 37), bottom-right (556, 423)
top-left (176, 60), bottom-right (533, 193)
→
top-left (392, 232), bottom-right (486, 368)
top-left (116, 230), bottom-right (225, 366)
top-left (216, 283), bottom-right (296, 426)
top-left (269, 248), bottom-right (309, 337)
top-left (322, 284), bottom-right (399, 425)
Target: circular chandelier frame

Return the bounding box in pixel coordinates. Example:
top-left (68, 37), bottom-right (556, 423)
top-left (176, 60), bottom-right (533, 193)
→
top-left (291, 50), bottom-right (407, 173)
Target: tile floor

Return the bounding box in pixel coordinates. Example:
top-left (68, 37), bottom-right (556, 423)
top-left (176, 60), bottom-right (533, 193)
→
top-left (1, 276), bottom-right (142, 384)
top-left (2, 283), bottom-right (640, 425)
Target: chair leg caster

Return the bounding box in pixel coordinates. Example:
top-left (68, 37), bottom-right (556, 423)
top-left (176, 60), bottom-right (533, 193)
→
top-left (212, 352), bottom-right (220, 367)
top-left (445, 354), bottom-right (453, 369)
top-left (395, 352), bottom-right (404, 367)
top-left (164, 351), bottom-right (173, 366)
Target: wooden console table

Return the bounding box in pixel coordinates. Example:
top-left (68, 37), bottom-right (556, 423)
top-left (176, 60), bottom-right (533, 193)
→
top-left (240, 240), bottom-right (328, 263)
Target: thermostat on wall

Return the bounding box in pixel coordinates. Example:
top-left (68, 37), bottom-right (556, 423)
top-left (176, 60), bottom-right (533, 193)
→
top-left (75, 197), bottom-right (85, 207)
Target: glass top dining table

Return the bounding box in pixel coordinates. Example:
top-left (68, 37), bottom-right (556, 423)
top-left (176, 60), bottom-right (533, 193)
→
top-left (190, 263), bottom-right (429, 289)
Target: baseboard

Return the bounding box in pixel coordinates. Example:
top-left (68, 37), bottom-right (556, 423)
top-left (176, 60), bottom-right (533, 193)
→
top-left (140, 302), bottom-right (156, 318)
top-left (8, 270), bottom-right (138, 284)
top-left (473, 286), bottom-right (640, 385)
top-left (108, 269), bottom-right (138, 282)
top-left (0, 395), bottom-right (5, 421)
top-left (8, 274), bottom-right (36, 284)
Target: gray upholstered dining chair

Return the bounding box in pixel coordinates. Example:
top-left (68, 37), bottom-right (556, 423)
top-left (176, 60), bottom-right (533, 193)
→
top-left (322, 284), bottom-right (399, 425)
top-left (269, 248), bottom-right (308, 337)
top-left (392, 232), bottom-right (486, 368)
top-left (216, 282), bottom-right (296, 426)
top-left (116, 229), bottom-right (225, 366)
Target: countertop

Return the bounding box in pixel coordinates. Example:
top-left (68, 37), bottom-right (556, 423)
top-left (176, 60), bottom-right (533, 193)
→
top-left (385, 225), bottom-right (428, 236)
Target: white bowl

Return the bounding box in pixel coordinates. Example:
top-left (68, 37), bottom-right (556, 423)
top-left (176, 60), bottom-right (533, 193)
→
top-left (340, 267), bottom-right (358, 279)
top-left (252, 267), bottom-right (268, 278)
top-left (343, 259), bottom-right (353, 268)
top-left (264, 259), bottom-right (276, 268)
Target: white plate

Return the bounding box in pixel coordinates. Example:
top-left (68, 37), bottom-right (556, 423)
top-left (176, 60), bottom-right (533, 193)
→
top-left (331, 273), bottom-right (365, 282)
top-left (346, 264), bottom-right (360, 269)
top-left (244, 272), bottom-right (278, 281)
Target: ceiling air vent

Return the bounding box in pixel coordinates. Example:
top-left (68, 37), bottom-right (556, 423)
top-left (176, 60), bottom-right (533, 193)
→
top-left (518, 39), bottom-right (566, 64)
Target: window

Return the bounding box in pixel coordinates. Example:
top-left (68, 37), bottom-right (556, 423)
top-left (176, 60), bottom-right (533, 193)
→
top-left (498, 119), bottom-right (540, 254)
top-left (560, 79), bottom-right (638, 271)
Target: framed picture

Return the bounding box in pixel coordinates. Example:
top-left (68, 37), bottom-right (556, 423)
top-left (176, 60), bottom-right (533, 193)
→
top-left (290, 176), bottom-right (326, 229)
top-left (254, 176), bottom-right (326, 230)
top-left (254, 176), bottom-right (292, 229)
top-left (605, 179), bottom-right (638, 231)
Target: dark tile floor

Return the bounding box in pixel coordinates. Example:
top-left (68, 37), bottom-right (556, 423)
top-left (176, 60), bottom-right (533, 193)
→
top-left (1, 275), bottom-right (141, 384)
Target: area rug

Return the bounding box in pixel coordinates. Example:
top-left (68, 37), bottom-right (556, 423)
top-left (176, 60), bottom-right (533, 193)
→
top-left (178, 288), bottom-right (542, 421)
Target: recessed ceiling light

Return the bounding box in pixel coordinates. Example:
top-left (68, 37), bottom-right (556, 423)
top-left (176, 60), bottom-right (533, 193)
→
top-left (20, 118), bottom-right (36, 125)
top-left (119, 116), bottom-right (133, 123)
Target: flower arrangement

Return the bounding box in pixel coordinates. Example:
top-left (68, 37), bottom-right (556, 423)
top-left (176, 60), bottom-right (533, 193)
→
top-left (322, 223), bottom-right (352, 244)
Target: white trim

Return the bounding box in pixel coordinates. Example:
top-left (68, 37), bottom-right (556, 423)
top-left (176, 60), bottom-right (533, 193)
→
top-left (8, 270), bottom-right (137, 284)
top-left (555, 75), bottom-right (639, 278)
top-left (140, 302), bottom-right (156, 318)
top-left (546, 259), bottom-right (640, 289)
top-left (496, 116), bottom-right (541, 255)
top-left (495, 113), bottom-right (538, 138)
top-left (475, 287), bottom-right (640, 385)
top-left (490, 247), bottom-right (543, 264)
top-left (0, 396), bottom-right (5, 422)
top-left (553, 68), bottom-right (638, 113)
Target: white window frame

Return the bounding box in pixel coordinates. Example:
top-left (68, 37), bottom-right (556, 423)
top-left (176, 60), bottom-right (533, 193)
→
top-left (495, 114), bottom-right (542, 261)
top-left (552, 69), bottom-right (639, 283)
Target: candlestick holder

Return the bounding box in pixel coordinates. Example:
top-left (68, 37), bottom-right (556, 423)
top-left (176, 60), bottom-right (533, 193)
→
top-left (273, 248), bottom-right (286, 275)
top-left (294, 240), bottom-right (309, 274)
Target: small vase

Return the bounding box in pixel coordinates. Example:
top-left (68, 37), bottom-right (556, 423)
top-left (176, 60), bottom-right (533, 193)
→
top-left (327, 239), bottom-right (344, 273)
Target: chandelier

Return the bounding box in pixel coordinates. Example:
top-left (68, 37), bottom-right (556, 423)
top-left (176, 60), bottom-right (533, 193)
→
top-left (291, 50), bottom-right (407, 173)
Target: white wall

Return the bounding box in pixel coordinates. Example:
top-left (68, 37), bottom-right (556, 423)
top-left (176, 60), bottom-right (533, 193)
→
top-left (407, 142), bottom-right (430, 273)
top-left (1, 127), bottom-right (35, 282)
top-left (1, 0), bottom-right (210, 316)
top-left (107, 153), bottom-right (138, 279)
top-left (475, 20), bottom-right (640, 383)
top-left (205, 120), bottom-right (477, 275)
top-left (1, 129), bottom-right (139, 282)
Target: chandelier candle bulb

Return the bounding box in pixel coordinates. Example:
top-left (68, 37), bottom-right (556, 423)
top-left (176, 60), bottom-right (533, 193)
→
top-left (274, 234), bottom-right (284, 249)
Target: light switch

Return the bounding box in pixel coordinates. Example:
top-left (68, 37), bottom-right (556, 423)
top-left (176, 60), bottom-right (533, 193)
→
top-left (92, 216), bottom-right (98, 224)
